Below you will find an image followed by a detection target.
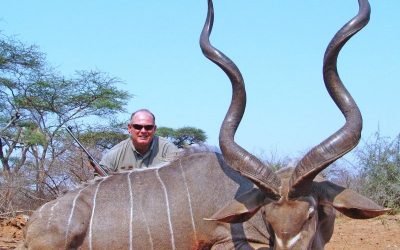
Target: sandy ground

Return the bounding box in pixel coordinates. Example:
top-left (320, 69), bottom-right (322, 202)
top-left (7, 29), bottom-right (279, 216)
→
top-left (325, 214), bottom-right (400, 250)
top-left (0, 215), bottom-right (28, 250)
top-left (0, 214), bottom-right (399, 249)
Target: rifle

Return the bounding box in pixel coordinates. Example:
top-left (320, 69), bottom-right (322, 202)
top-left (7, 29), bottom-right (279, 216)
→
top-left (65, 126), bottom-right (108, 177)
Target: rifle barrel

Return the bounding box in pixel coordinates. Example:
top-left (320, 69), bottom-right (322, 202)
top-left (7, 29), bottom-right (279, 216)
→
top-left (65, 127), bottom-right (108, 176)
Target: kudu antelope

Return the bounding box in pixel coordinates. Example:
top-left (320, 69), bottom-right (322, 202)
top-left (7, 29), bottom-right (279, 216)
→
top-left (21, 0), bottom-right (389, 249)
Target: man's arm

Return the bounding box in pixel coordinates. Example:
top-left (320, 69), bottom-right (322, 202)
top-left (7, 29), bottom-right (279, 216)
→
top-left (160, 139), bottom-right (181, 162)
top-left (99, 153), bottom-right (117, 174)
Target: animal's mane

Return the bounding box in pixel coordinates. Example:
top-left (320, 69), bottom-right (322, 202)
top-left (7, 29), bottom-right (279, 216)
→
top-left (65, 175), bottom-right (110, 194)
top-left (179, 143), bottom-right (221, 156)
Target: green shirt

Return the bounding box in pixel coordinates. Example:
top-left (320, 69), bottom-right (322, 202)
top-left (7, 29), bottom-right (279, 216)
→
top-left (99, 136), bottom-right (179, 173)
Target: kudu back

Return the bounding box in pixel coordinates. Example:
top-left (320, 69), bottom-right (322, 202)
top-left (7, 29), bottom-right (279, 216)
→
top-left (21, 0), bottom-right (389, 249)
top-left (23, 152), bottom-right (260, 249)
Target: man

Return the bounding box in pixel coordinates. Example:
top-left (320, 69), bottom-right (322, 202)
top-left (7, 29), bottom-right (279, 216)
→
top-left (100, 109), bottom-right (180, 173)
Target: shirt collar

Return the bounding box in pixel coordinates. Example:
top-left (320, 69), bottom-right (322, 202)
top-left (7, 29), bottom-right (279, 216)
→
top-left (132, 136), bottom-right (156, 157)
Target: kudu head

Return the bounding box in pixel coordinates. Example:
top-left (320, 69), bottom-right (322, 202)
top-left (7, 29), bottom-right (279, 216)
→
top-left (200, 0), bottom-right (389, 249)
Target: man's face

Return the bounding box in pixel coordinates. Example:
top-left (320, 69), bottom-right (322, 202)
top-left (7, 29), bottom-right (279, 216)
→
top-left (128, 111), bottom-right (156, 152)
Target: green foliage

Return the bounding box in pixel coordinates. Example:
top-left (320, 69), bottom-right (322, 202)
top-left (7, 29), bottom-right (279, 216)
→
top-left (0, 34), bottom-right (44, 71)
top-left (355, 132), bottom-right (400, 210)
top-left (77, 123), bottom-right (128, 150)
top-left (22, 127), bottom-right (46, 146)
top-left (0, 31), bottom-right (132, 213)
top-left (8, 72), bottom-right (130, 118)
top-left (156, 127), bottom-right (177, 138)
top-left (156, 126), bottom-right (207, 148)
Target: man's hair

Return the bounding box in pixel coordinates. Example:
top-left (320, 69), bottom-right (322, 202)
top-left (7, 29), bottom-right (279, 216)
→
top-left (130, 109), bottom-right (156, 124)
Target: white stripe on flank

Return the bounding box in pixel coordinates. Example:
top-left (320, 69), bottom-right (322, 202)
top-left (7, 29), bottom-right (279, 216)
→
top-left (88, 178), bottom-right (107, 250)
top-left (156, 169), bottom-right (176, 250)
top-left (37, 202), bottom-right (48, 219)
top-left (138, 191), bottom-right (154, 249)
top-left (46, 201), bottom-right (59, 229)
top-left (127, 172), bottom-right (133, 250)
top-left (179, 159), bottom-right (197, 242)
top-left (64, 186), bottom-right (90, 248)
top-left (129, 173), bottom-right (154, 249)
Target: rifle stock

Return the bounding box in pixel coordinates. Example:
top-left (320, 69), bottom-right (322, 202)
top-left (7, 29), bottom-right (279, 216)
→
top-left (65, 126), bottom-right (108, 177)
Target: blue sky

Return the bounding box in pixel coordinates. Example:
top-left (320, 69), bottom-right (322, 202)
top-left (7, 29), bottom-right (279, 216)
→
top-left (1, 0), bottom-right (399, 160)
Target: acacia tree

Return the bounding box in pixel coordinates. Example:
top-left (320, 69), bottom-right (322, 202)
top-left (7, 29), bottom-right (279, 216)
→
top-left (78, 121), bottom-right (128, 151)
top-left (156, 126), bottom-right (207, 148)
top-left (0, 33), bottom-right (130, 213)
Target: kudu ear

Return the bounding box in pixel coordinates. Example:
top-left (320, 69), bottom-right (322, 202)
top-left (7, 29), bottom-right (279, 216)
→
top-left (317, 181), bottom-right (390, 219)
top-left (204, 188), bottom-right (269, 223)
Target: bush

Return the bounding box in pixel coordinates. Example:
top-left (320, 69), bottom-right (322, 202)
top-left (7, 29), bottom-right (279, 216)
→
top-left (355, 132), bottom-right (400, 211)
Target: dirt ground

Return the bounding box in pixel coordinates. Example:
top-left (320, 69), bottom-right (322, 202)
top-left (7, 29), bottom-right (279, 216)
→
top-left (0, 214), bottom-right (399, 249)
top-left (325, 214), bottom-right (400, 250)
top-left (0, 214), bottom-right (28, 250)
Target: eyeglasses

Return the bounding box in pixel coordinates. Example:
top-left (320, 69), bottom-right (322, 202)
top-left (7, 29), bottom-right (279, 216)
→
top-left (130, 124), bottom-right (155, 131)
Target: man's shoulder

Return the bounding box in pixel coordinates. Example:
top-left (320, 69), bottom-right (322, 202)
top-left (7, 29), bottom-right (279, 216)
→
top-left (152, 136), bottom-right (180, 162)
top-left (156, 135), bottom-right (170, 144)
top-left (154, 136), bottom-right (180, 159)
top-left (156, 136), bottom-right (177, 148)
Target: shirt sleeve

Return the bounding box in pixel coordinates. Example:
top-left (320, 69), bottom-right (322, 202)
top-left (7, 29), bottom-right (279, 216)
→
top-left (161, 142), bottom-right (181, 162)
top-left (99, 150), bottom-right (117, 174)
